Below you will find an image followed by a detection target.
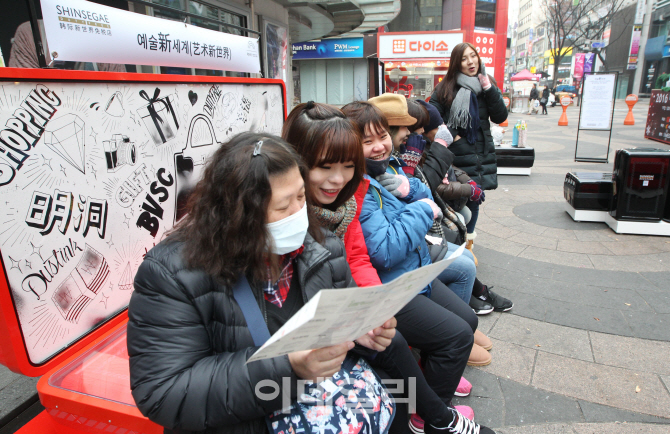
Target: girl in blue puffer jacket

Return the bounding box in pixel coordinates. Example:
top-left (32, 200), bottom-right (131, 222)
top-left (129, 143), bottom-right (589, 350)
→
top-left (342, 97), bottom-right (493, 432)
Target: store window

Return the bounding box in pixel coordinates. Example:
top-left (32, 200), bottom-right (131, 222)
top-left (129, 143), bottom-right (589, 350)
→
top-left (298, 59), bottom-right (368, 105)
top-left (383, 62), bottom-right (450, 100)
top-left (420, 16), bottom-right (441, 30)
top-left (475, 0), bottom-right (496, 32)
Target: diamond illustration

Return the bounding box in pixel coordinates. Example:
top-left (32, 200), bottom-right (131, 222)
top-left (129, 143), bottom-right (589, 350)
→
top-left (118, 262), bottom-right (133, 291)
top-left (43, 114), bottom-right (86, 174)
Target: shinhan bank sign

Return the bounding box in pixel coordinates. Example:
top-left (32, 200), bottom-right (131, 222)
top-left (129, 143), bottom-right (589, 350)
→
top-left (292, 38), bottom-right (364, 59)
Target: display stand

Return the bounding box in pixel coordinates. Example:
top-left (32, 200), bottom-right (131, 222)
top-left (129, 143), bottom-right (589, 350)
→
top-left (574, 72), bottom-right (617, 163)
top-left (0, 67), bottom-right (286, 433)
top-left (495, 144), bottom-right (534, 176)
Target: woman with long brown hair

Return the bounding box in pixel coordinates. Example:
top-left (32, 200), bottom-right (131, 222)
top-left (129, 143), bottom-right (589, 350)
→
top-left (429, 42), bottom-right (512, 313)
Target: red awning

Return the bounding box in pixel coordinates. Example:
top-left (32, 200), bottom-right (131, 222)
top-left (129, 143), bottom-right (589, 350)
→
top-left (510, 69), bottom-right (538, 81)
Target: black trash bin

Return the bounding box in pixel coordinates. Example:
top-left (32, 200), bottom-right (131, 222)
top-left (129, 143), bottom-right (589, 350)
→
top-left (564, 172), bottom-right (613, 211)
top-left (610, 148), bottom-right (670, 221)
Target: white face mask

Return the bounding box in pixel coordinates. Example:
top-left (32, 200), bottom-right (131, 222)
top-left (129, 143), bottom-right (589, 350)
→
top-left (266, 202), bottom-right (309, 255)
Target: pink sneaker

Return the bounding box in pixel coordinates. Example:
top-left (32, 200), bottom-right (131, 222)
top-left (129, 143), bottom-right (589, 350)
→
top-left (454, 405), bottom-right (474, 420)
top-left (454, 376), bottom-right (472, 397)
top-left (409, 414), bottom-right (425, 434)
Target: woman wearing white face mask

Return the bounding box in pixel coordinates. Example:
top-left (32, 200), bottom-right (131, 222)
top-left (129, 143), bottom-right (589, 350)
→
top-left (127, 132), bottom-right (397, 434)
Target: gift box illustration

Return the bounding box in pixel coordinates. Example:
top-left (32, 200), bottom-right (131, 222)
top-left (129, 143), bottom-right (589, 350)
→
top-left (102, 134), bottom-right (136, 172)
top-left (51, 245), bottom-right (110, 324)
top-left (137, 88), bottom-right (180, 146)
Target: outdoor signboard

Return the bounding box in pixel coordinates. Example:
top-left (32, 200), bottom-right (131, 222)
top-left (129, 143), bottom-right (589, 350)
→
top-left (575, 72), bottom-right (617, 163)
top-left (292, 38), bottom-right (364, 59)
top-left (645, 90), bottom-right (670, 145)
top-left (0, 68), bottom-right (285, 375)
top-left (579, 73), bottom-right (616, 130)
top-left (39, 0), bottom-right (261, 73)
top-left (473, 32), bottom-right (497, 75)
top-left (378, 31), bottom-right (464, 59)
top-left (628, 25), bottom-right (642, 70)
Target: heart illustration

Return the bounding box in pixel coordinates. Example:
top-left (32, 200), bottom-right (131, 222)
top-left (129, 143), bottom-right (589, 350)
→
top-left (188, 90), bottom-right (198, 106)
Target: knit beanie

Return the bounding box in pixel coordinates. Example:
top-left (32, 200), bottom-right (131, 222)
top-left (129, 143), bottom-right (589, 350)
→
top-left (417, 99), bottom-right (442, 133)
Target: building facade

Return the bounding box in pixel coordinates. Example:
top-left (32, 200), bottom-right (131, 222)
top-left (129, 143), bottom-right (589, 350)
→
top-left (380, 0), bottom-right (509, 99)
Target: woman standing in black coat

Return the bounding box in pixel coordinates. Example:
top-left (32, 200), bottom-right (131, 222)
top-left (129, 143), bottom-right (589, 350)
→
top-left (429, 42), bottom-right (508, 261)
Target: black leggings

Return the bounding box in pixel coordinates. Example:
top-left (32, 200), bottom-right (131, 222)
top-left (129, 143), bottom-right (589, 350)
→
top-left (541, 102), bottom-right (548, 114)
top-left (371, 331), bottom-right (453, 429)
top-left (394, 279), bottom-right (476, 401)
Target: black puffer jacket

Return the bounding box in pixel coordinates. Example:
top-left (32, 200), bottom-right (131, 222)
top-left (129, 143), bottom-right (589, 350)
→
top-left (127, 230), bottom-right (354, 434)
top-left (429, 85), bottom-right (508, 190)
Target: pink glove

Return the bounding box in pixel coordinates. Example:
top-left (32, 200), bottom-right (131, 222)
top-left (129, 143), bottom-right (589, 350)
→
top-left (397, 176), bottom-right (410, 198)
top-left (378, 174), bottom-right (410, 198)
top-left (418, 199), bottom-right (443, 220)
top-left (478, 74), bottom-right (492, 90)
top-left (442, 176), bottom-right (450, 185)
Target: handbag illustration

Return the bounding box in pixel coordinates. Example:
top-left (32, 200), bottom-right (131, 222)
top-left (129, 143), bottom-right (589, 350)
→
top-left (233, 276), bottom-right (395, 434)
top-left (173, 114), bottom-right (222, 222)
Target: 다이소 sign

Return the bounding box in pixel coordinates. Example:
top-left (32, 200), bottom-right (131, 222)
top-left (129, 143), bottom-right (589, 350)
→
top-left (40, 0), bottom-right (261, 73)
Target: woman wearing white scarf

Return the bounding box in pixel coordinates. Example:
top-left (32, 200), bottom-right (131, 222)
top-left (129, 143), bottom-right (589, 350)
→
top-left (429, 42), bottom-right (507, 193)
top-left (428, 43), bottom-right (512, 314)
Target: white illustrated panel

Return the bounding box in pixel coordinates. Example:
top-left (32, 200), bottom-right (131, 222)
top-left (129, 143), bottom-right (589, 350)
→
top-left (0, 79), bottom-right (284, 364)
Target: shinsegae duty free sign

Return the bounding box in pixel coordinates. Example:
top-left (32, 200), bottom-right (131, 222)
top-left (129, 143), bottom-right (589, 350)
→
top-left (40, 0), bottom-right (261, 73)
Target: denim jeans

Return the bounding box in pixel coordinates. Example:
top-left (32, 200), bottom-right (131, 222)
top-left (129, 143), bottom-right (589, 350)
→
top-left (435, 242), bottom-right (476, 304)
top-left (465, 200), bottom-right (479, 234)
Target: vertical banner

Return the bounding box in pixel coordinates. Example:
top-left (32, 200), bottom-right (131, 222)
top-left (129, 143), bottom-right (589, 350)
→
top-left (263, 19), bottom-right (288, 83)
top-left (584, 53), bottom-right (595, 74)
top-left (628, 25), bottom-right (642, 70)
top-left (574, 53), bottom-right (585, 80)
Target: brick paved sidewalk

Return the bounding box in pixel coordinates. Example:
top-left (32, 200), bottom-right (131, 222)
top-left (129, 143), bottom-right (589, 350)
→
top-left (453, 99), bottom-right (670, 433)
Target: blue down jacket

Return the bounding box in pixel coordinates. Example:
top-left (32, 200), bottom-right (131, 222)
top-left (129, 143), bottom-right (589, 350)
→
top-left (359, 157), bottom-right (435, 296)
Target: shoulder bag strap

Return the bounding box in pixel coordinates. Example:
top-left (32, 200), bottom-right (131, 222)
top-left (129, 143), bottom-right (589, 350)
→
top-left (232, 275), bottom-right (271, 346)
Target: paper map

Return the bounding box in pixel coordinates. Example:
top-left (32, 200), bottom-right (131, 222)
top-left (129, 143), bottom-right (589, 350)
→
top-left (247, 245), bottom-right (464, 363)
